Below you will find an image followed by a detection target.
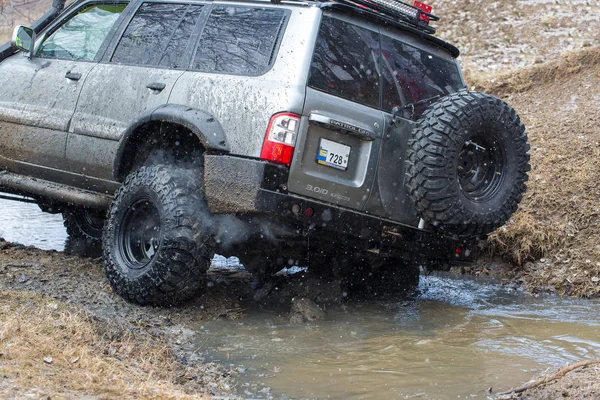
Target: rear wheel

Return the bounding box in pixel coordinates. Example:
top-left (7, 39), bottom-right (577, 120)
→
top-left (103, 164), bottom-right (214, 306)
top-left (62, 207), bottom-right (105, 241)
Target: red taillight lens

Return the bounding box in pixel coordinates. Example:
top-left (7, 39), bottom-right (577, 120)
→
top-left (260, 112), bottom-right (301, 166)
top-left (413, 1), bottom-right (432, 22)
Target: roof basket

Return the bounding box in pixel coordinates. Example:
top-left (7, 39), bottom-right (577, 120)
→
top-left (319, 0), bottom-right (439, 34)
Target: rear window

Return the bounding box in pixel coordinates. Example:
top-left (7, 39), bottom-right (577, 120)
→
top-left (308, 16), bottom-right (380, 109)
top-left (191, 6), bottom-right (287, 75)
top-left (380, 35), bottom-right (463, 112)
top-left (112, 3), bottom-right (204, 68)
top-left (309, 16), bottom-right (464, 113)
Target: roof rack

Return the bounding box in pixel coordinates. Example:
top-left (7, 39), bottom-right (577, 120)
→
top-left (321, 0), bottom-right (438, 34)
top-left (269, 0), bottom-right (439, 34)
top-left (318, 0), bottom-right (459, 56)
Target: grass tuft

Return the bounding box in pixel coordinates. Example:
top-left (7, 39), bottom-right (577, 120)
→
top-left (0, 290), bottom-right (223, 399)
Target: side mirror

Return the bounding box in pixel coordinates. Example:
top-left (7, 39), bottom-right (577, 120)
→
top-left (11, 26), bottom-right (35, 54)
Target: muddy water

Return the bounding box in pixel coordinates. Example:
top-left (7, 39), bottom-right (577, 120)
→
top-left (201, 279), bottom-right (600, 399)
top-left (0, 197), bottom-right (68, 250)
top-left (1, 197), bottom-right (600, 399)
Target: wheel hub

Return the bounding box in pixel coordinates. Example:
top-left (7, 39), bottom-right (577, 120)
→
top-left (457, 134), bottom-right (506, 202)
top-left (118, 199), bottom-right (161, 269)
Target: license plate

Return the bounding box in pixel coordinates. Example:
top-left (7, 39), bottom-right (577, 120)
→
top-left (317, 138), bottom-right (351, 171)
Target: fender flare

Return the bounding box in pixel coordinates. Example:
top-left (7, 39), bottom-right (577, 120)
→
top-left (113, 104), bottom-right (230, 181)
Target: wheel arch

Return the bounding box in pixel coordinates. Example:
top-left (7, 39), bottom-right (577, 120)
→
top-left (113, 104), bottom-right (230, 181)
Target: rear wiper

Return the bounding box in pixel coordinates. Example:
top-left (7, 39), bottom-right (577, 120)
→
top-left (392, 95), bottom-right (441, 121)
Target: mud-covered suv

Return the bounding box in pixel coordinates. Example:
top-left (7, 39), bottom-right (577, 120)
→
top-left (0, 0), bottom-right (529, 305)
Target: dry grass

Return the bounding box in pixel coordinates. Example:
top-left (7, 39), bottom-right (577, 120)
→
top-left (471, 47), bottom-right (600, 297)
top-left (0, 290), bottom-right (225, 399)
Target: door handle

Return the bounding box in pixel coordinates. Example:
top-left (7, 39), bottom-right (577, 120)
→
top-left (146, 82), bottom-right (166, 92)
top-left (309, 113), bottom-right (377, 141)
top-left (65, 71), bottom-right (81, 81)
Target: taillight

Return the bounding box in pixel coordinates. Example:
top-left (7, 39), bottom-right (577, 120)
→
top-left (260, 112), bottom-right (301, 166)
top-left (413, 1), bottom-right (433, 22)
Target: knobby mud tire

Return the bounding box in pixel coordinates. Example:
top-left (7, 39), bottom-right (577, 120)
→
top-left (63, 207), bottom-right (106, 242)
top-left (103, 165), bottom-right (214, 306)
top-left (405, 90), bottom-right (530, 237)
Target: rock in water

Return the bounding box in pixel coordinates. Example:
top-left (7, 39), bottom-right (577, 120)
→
top-left (289, 297), bottom-right (325, 324)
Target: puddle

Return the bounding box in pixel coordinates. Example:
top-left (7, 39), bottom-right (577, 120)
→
top-left (0, 197), bottom-right (68, 251)
top-left (199, 278), bottom-right (600, 399)
top-left (1, 197), bottom-right (600, 399)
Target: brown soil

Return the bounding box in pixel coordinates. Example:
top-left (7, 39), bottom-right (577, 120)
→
top-left (458, 48), bottom-right (600, 299)
top-left (521, 366), bottom-right (600, 400)
top-left (431, 0), bottom-right (600, 73)
top-left (0, 238), bottom-right (344, 398)
top-left (497, 361), bottom-right (600, 400)
top-left (0, 290), bottom-right (219, 399)
top-left (0, 239), bottom-right (245, 398)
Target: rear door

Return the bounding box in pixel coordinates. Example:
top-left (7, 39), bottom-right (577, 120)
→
top-left (369, 28), bottom-right (467, 223)
top-left (288, 14), bottom-right (384, 211)
top-left (68, 2), bottom-right (207, 181)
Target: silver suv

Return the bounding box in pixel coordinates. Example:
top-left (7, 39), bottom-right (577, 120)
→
top-left (0, 0), bottom-right (530, 305)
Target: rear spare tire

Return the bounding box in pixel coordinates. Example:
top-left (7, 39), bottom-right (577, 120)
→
top-left (103, 165), bottom-right (214, 306)
top-left (405, 90), bottom-right (530, 237)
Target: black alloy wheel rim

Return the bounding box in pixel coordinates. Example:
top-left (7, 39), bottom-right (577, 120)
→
top-left (118, 198), bottom-right (162, 269)
top-left (82, 209), bottom-right (105, 232)
top-left (457, 134), bottom-right (506, 202)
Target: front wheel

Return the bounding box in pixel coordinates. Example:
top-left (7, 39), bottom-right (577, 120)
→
top-left (102, 165), bottom-right (214, 306)
top-left (62, 207), bottom-right (105, 241)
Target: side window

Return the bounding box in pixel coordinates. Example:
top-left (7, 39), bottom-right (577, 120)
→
top-left (308, 16), bottom-right (380, 109)
top-left (37, 5), bottom-right (126, 61)
top-left (381, 35), bottom-right (464, 112)
top-left (191, 6), bottom-right (286, 75)
top-left (112, 3), bottom-right (204, 68)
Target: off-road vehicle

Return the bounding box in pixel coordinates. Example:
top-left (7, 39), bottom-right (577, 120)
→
top-left (0, 0), bottom-right (530, 305)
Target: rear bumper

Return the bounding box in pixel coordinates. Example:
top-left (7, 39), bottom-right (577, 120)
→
top-left (204, 154), bottom-right (477, 264)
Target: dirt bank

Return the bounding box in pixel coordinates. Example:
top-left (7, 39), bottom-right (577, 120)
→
top-left (497, 360), bottom-right (600, 399)
top-left (424, 0), bottom-right (600, 299)
top-left (457, 47), bottom-right (600, 299)
top-left (520, 364), bottom-right (600, 400)
top-left (0, 290), bottom-right (227, 399)
top-left (431, 0), bottom-right (600, 73)
top-left (0, 239), bottom-right (246, 398)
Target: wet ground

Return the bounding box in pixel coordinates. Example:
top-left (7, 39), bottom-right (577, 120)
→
top-left (1, 198), bottom-right (600, 399)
